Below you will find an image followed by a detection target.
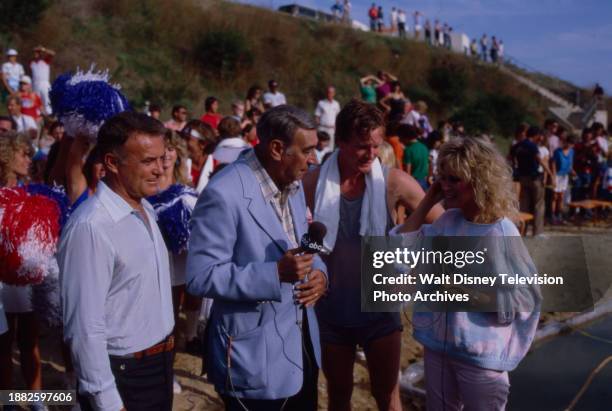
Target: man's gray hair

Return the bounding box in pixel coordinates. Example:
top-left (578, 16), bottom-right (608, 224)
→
top-left (257, 105), bottom-right (316, 146)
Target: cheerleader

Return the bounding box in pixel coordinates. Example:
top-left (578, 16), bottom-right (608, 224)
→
top-left (0, 133), bottom-right (44, 399)
top-left (148, 129), bottom-right (199, 394)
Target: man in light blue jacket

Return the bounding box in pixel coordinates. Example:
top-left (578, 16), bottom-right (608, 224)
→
top-left (186, 105), bottom-right (327, 411)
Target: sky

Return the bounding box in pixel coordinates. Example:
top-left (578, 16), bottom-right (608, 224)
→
top-left (237, 0), bottom-right (612, 94)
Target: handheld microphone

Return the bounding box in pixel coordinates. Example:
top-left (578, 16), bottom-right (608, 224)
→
top-left (298, 221), bottom-right (327, 255)
top-left (294, 222), bottom-right (327, 313)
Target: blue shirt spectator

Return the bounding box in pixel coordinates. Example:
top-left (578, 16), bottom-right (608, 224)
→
top-left (552, 147), bottom-right (574, 176)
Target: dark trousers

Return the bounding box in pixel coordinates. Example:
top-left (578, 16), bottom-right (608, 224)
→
top-left (78, 350), bottom-right (174, 411)
top-left (223, 312), bottom-right (319, 411)
top-left (519, 176), bottom-right (545, 235)
top-left (398, 23), bottom-right (406, 38)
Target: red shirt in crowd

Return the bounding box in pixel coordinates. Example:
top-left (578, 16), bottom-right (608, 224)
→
top-left (191, 165), bottom-right (201, 186)
top-left (19, 91), bottom-right (43, 120)
top-left (200, 113), bottom-right (222, 130)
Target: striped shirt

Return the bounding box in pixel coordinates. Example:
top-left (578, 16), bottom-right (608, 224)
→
top-left (244, 149), bottom-right (300, 248)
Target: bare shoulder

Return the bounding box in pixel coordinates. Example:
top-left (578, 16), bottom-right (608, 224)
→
top-left (387, 168), bottom-right (427, 209)
top-left (388, 168), bottom-right (423, 197)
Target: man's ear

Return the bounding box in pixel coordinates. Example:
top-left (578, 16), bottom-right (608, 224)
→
top-left (103, 152), bottom-right (120, 175)
top-left (269, 139), bottom-right (284, 161)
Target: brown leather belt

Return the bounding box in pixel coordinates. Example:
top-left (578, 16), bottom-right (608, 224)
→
top-left (134, 335), bottom-right (175, 359)
top-left (114, 336), bottom-right (175, 360)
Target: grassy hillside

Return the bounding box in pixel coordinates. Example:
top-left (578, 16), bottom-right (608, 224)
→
top-left (3, 0), bottom-right (563, 138)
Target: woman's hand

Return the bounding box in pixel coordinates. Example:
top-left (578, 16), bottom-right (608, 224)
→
top-left (396, 179), bottom-right (443, 233)
top-left (424, 179), bottom-right (444, 206)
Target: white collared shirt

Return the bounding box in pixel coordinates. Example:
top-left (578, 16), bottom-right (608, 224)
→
top-left (58, 181), bottom-right (174, 411)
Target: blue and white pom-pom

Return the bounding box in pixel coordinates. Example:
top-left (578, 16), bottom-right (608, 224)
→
top-left (49, 66), bottom-right (131, 140)
top-left (147, 184), bottom-right (198, 254)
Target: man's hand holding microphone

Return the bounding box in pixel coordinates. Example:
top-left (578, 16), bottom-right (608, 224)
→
top-left (276, 222), bottom-right (328, 307)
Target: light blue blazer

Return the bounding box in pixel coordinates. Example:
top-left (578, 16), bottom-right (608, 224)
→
top-left (186, 154), bottom-right (326, 400)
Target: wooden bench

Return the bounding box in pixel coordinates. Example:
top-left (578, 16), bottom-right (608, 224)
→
top-left (568, 199), bottom-right (611, 224)
top-left (591, 200), bottom-right (612, 209)
top-left (568, 200), bottom-right (604, 211)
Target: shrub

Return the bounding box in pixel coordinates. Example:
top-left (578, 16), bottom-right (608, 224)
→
top-left (0, 0), bottom-right (51, 31)
top-left (194, 29), bottom-right (253, 81)
top-left (452, 93), bottom-right (531, 137)
top-left (428, 64), bottom-right (468, 110)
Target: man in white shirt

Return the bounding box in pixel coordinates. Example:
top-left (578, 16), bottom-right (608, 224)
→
top-left (390, 7), bottom-right (398, 33)
top-left (7, 96), bottom-right (37, 139)
top-left (342, 0), bottom-right (351, 23)
top-left (413, 11), bottom-right (423, 40)
top-left (314, 85), bottom-right (341, 150)
top-left (30, 46), bottom-right (55, 115)
top-left (2, 49), bottom-right (25, 96)
top-left (544, 118), bottom-right (560, 153)
top-left (58, 112), bottom-right (175, 411)
top-left (263, 79), bottom-right (287, 109)
top-left (397, 9), bottom-right (407, 38)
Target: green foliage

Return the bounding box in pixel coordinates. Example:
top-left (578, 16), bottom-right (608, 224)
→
top-left (452, 93), bottom-right (531, 136)
top-left (428, 64), bottom-right (468, 110)
top-left (0, 0), bottom-right (51, 32)
top-left (194, 30), bottom-right (254, 81)
top-left (405, 85), bottom-right (438, 107)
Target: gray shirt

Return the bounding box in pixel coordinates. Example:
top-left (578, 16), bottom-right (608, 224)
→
top-left (58, 181), bottom-right (174, 411)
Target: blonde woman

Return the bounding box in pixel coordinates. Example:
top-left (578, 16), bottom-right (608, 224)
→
top-left (146, 130), bottom-right (198, 392)
top-left (159, 129), bottom-right (191, 189)
top-left (393, 137), bottom-right (540, 410)
top-left (378, 140), bottom-right (399, 169)
top-left (0, 133), bottom-right (44, 397)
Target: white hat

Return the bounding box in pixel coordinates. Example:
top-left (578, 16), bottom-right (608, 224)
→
top-left (20, 75), bottom-right (32, 84)
top-left (6, 49), bottom-right (18, 56)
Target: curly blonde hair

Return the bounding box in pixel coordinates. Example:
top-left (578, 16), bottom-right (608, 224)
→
top-left (437, 137), bottom-right (518, 223)
top-left (0, 132), bottom-right (31, 187)
top-left (165, 129), bottom-right (191, 186)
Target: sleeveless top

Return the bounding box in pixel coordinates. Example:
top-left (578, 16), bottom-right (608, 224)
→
top-left (315, 166), bottom-right (401, 328)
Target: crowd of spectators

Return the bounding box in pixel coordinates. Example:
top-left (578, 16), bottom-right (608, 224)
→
top-left (362, 4), bottom-right (505, 60)
top-left (1, 41), bottom-right (610, 237)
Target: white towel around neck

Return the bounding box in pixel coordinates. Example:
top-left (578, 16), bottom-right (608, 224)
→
top-left (193, 155), bottom-right (215, 194)
top-left (314, 150), bottom-right (387, 252)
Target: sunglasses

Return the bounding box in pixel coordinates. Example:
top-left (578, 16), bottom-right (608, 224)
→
top-left (437, 174), bottom-right (463, 183)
